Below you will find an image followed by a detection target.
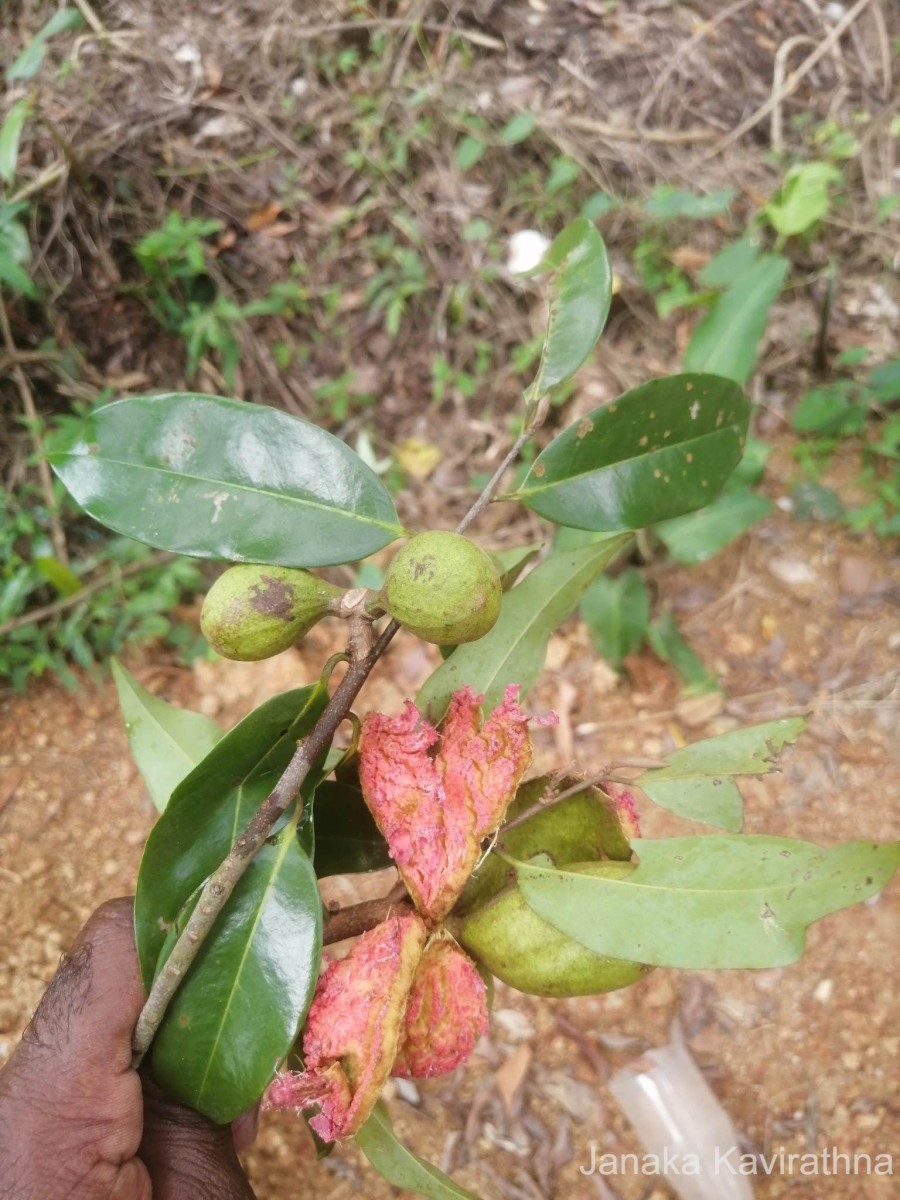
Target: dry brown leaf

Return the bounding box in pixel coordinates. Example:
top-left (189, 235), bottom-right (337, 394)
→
top-left (494, 1044), bottom-right (533, 1117)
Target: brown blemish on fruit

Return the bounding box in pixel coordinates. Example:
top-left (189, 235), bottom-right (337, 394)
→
top-left (250, 575), bottom-right (296, 621)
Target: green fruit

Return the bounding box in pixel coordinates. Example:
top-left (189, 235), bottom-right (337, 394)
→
top-left (380, 531), bottom-right (501, 645)
top-left (456, 775), bottom-right (632, 916)
top-left (458, 861), bottom-right (652, 998)
top-left (200, 564), bottom-right (343, 661)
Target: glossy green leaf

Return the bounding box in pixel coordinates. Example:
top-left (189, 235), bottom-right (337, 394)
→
top-left (135, 684), bottom-right (328, 987)
top-left (111, 658), bottom-right (224, 813)
top-left (517, 374), bottom-right (751, 531)
top-left (310, 781), bottom-right (392, 877)
top-left (646, 612), bottom-right (717, 696)
top-left (580, 567), bottom-right (649, 669)
top-left (356, 1103), bottom-right (481, 1200)
top-left (0, 98), bottom-right (30, 186)
top-left (683, 256), bottom-right (789, 384)
top-left (637, 718), bottom-right (806, 831)
top-left (655, 488), bottom-right (773, 564)
top-left (151, 823), bottom-right (321, 1124)
top-left (457, 775), bottom-right (632, 916)
top-left (526, 218), bottom-right (612, 404)
top-left (515, 836), bottom-right (900, 968)
top-left (47, 394), bottom-right (405, 567)
top-left (417, 536), bottom-right (630, 721)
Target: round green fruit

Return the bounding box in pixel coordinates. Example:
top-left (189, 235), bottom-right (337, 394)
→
top-left (380, 531), bottom-right (501, 645)
top-left (200, 564), bottom-right (343, 661)
top-left (458, 860), bottom-right (652, 998)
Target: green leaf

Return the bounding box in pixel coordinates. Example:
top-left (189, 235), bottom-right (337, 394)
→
top-left (151, 823), bottom-right (321, 1124)
top-left (310, 781), bottom-right (392, 877)
top-left (515, 835), bottom-right (900, 968)
top-left (517, 374), bottom-right (751, 531)
top-left (135, 683), bottom-right (328, 987)
top-left (655, 488), bottom-right (773, 564)
top-left (0, 98), bottom-right (30, 186)
top-left (637, 718), bottom-right (806, 831)
top-left (546, 156), bottom-right (581, 193)
top-left (644, 187), bottom-right (735, 220)
top-left (6, 8), bottom-right (85, 81)
top-left (580, 567), bottom-right (649, 669)
top-left (581, 191), bottom-right (621, 220)
top-left (526, 218), bottom-right (612, 403)
top-left (683, 256), bottom-right (789, 384)
top-left (499, 113), bottom-right (536, 145)
top-left (33, 555), bottom-right (81, 597)
top-left (763, 162), bottom-right (842, 238)
top-left (791, 384), bottom-right (857, 434)
top-left (455, 135), bottom-right (485, 171)
top-left (646, 612), bottom-right (717, 696)
top-left (356, 1103), bottom-right (481, 1200)
top-left (111, 658), bottom-right (224, 814)
top-left (417, 536), bottom-right (630, 722)
top-left (0, 252), bottom-right (38, 298)
top-left (697, 237), bottom-right (760, 289)
top-left (47, 394), bottom-right (405, 567)
top-left (492, 544), bottom-right (542, 591)
top-left (869, 360), bottom-right (900, 404)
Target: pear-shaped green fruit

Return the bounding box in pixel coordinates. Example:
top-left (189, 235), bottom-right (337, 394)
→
top-left (380, 531), bottom-right (501, 645)
top-left (458, 860), bottom-right (651, 997)
top-left (200, 564), bottom-right (343, 661)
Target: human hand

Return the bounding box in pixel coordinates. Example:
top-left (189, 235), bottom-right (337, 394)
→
top-left (0, 899), bottom-right (256, 1199)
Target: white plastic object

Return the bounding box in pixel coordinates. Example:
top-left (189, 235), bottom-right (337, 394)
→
top-left (609, 1040), bottom-right (755, 1200)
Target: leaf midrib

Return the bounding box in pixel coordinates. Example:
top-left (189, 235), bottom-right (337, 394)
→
top-left (194, 830), bottom-right (296, 1106)
top-left (518, 421), bottom-right (745, 500)
top-left (53, 450), bottom-right (404, 536)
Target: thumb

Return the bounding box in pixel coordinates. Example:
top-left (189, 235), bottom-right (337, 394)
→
top-left (140, 1076), bottom-right (256, 1200)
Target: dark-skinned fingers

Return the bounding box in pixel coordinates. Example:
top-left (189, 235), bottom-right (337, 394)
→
top-left (140, 1083), bottom-right (256, 1200)
top-left (0, 898), bottom-right (146, 1195)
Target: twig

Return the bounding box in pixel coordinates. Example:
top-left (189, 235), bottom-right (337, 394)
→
top-left (323, 884), bottom-right (413, 946)
top-left (0, 552), bottom-right (174, 638)
top-left (456, 428), bottom-right (530, 534)
top-left (131, 419), bottom-right (533, 1061)
top-left (133, 612), bottom-right (387, 1061)
top-left (698, 0), bottom-right (875, 164)
top-left (72, 0), bottom-right (106, 35)
top-left (0, 291), bottom-right (69, 567)
top-left (540, 112), bottom-right (717, 145)
top-left (499, 761), bottom-right (663, 838)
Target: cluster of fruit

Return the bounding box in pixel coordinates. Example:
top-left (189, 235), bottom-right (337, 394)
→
top-left (200, 530), bottom-right (502, 658)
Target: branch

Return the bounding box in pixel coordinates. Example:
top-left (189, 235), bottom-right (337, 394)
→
top-left (132, 416), bottom-right (533, 1062)
top-left (323, 884), bottom-right (412, 946)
